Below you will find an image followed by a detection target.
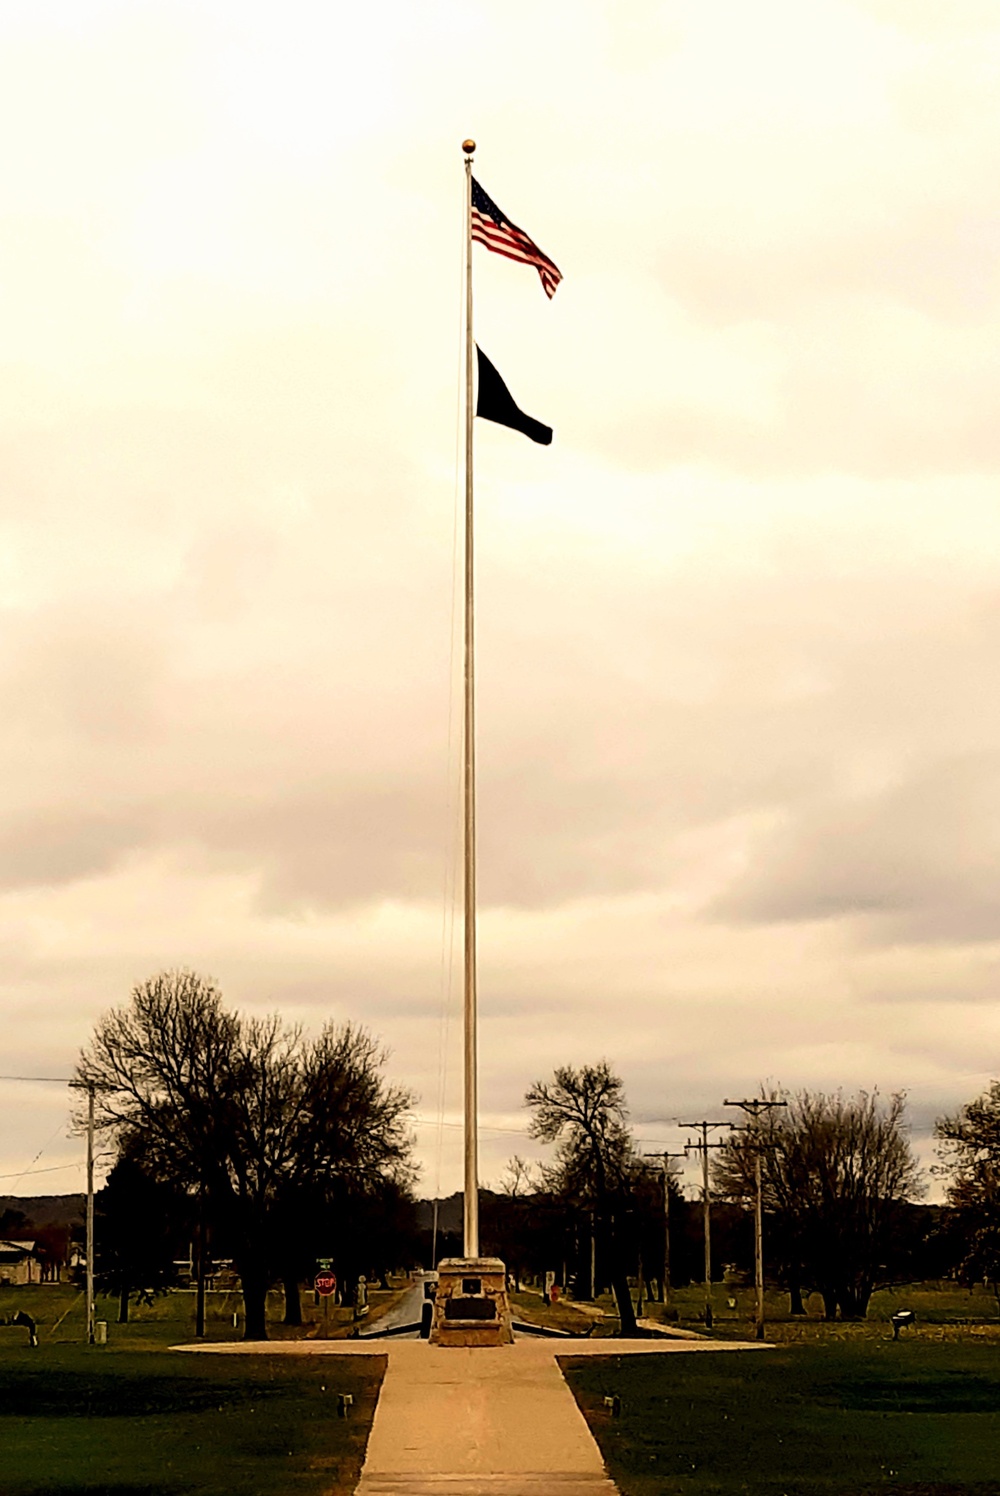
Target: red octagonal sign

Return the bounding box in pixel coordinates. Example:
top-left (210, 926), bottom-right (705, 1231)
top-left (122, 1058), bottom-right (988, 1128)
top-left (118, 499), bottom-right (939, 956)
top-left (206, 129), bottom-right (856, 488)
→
top-left (315, 1270), bottom-right (337, 1297)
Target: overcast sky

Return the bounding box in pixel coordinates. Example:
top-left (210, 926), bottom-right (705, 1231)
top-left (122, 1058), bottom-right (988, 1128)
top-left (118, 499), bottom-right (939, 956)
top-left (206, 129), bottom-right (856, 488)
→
top-left (2, 0), bottom-right (999, 1206)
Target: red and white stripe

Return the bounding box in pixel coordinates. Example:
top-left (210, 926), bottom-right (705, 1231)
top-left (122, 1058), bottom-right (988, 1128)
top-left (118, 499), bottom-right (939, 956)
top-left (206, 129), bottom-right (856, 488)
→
top-left (472, 208), bottom-right (562, 299)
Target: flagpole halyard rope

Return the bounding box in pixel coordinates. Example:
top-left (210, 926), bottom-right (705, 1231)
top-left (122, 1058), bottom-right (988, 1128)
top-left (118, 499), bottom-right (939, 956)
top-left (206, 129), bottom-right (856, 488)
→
top-left (430, 177), bottom-right (469, 1235)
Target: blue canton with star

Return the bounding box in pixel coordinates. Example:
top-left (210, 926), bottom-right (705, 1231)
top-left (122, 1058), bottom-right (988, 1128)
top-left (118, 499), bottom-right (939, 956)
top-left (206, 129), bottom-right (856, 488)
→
top-left (471, 178), bottom-right (508, 227)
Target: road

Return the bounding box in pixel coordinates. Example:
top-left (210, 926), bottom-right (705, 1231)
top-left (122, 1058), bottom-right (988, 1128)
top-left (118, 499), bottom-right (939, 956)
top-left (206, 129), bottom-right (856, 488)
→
top-left (365, 1272), bottom-right (434, 1336)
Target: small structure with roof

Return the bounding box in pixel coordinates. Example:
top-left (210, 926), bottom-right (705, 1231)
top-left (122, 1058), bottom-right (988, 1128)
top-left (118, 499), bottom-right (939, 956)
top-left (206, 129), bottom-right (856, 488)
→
top-left (0, 1240), bottom-right (41, 1287)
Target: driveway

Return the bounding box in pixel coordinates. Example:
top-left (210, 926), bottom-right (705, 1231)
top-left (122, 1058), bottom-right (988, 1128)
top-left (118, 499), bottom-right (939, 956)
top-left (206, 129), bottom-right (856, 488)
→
top-left (366, 1273), bottom-right (434, 1336)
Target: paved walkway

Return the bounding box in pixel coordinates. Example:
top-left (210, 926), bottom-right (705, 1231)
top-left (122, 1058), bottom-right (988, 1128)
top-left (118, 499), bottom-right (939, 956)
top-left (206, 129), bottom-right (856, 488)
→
top-left (354, 1341), bottom-right (618, 1496)
top-left (178, 1333), bottom-right (770, 1496)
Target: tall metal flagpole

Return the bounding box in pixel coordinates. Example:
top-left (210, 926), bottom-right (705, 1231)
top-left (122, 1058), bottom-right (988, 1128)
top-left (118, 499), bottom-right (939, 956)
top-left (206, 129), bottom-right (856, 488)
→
top-left (461, 137), bottom-right (479, 1260)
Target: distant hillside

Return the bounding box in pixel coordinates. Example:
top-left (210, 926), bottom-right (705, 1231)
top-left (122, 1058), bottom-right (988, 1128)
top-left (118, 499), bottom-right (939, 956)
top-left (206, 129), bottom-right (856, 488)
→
top-left (414, 1191), bottom-right (511, 1233)
top-left (0, 1194), bottom-right (84, 1229)
top-left (6, 1193), bottom-right (483, 1235)
top-left (415, 1193), bottom-right (464, 1233)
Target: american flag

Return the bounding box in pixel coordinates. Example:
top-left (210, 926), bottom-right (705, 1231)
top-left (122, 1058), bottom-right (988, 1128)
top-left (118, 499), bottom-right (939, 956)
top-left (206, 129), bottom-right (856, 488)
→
top-left (471, 178), bottom-right (562, 299)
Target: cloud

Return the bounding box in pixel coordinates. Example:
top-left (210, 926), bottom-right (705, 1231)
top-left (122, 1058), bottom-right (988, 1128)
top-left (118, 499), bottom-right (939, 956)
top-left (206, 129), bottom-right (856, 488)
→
top-left (3, 0), bottom-right (1000, 1192)
top-left (714, 752), bottom-right (1000, 944)
top-left (850, 1), bottom-right (1000, 39)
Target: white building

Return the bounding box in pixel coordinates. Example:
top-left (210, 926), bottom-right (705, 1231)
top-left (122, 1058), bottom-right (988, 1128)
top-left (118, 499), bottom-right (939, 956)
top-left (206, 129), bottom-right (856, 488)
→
top-left (0, 1240), bottom-right (41, 1286)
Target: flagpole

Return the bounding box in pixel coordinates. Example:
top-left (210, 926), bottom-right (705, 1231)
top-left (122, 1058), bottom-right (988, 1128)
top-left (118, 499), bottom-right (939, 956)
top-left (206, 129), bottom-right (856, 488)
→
top-left (461, 137), bottom-right (479, 1261)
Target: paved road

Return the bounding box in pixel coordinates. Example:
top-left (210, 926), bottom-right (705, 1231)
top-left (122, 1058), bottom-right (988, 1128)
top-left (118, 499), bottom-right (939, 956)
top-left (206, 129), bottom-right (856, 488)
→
top-left (365, 1273), bottom-right (434, 1336)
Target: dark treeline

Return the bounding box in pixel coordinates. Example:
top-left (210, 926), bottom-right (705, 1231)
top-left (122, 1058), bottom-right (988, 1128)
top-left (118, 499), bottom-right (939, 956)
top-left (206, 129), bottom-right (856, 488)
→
top-left (0, 1200), bottom-right (77, 1282)
top-left (427, 1187), bottom-right (955, 1316)
top-left (420, 1186), bottom-right (755, 1296)
top-left (61, 979), bottom-right (1000, 1333)
top-left (465, 1065), bottom-right (1000, 1325)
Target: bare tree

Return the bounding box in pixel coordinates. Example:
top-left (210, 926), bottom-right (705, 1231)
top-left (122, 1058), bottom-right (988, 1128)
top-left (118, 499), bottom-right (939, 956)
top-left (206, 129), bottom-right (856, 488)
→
top-left (714, 1087), bottom-right (923, 1320)
top-left (76, 969), bottom-right (414, 1340)
top-left (485, 1156), bottom-right (542, 1292)
top-left (525, 1062), bottom-right (640, 1334)
top-left (501, 1155), bottom-right (539, 1198)
top-left (936, 1080), bottom-right (1000, 1316)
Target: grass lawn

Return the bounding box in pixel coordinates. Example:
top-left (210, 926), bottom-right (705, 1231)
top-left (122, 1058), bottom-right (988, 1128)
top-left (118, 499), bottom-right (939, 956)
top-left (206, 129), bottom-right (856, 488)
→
top-left (0, 1281), bottom-right (406, 1350)
top-left (562, 1338), bottom-right (1000, 1496)
top-left (0, 1287), bottom-right (387, 1495)
top-left (510, 1289), bottom-right (606, 1336)
top-left (570, 1282), bottom-right (1000, 1343)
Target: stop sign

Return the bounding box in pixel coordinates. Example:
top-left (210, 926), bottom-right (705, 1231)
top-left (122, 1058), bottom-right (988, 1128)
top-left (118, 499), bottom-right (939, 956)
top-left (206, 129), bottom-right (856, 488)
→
top-left (315, 1270), bottom-right (337, 1297)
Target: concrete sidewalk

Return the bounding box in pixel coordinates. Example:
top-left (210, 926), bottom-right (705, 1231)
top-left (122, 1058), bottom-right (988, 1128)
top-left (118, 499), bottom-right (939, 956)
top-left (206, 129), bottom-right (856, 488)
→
top-left (176, 1334), bottom-right (771, 1496)
top-left (353, 1341), bottom-right (619, 1496)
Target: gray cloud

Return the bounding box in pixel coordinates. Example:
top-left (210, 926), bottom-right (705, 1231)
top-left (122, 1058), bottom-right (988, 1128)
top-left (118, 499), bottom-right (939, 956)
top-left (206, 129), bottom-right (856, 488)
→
top-left (5, 0), bottom-right (1000, 1192)
top-left (0, 484), bottom-right (997, 935)
top-left (714, 752), bottom-right (1000, 944)
top-left (0, 811), bottom-right (147, 891)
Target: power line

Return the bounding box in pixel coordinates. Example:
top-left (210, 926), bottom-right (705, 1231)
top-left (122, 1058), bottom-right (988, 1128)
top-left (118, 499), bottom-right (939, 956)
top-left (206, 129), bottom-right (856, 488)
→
top-left (0, 1070), bottom-right (95, 1346)
top-left (409, 1113), bottom-right (694, 1147)
top-left (409, 1115), bottom-right (530, 1138)
top-left (0, 1111), bottom-right (74, 1191)
top-left (0, 1075), bottom-right (74, 1084)
top-left (0, 1161), bottom-right (82, 1180)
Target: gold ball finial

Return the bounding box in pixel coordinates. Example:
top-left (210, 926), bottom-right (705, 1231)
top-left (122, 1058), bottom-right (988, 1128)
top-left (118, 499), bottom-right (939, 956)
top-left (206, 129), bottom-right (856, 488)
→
top-left (462, 138), bottom-right (476, 155)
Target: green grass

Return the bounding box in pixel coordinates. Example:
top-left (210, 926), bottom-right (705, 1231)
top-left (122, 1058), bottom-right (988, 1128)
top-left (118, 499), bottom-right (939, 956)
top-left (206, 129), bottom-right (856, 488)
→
top-left (0, 1282), bottom-right (405, 1350)
top-left (571, 1282), bottom-right (1000, 1343)
top-left (5, 1279), bottom-right (999, 1495)
top-left (0, 1287), bottom-right (387, 1494)
top-left (1, 1284), bottom-right (255, 1350)
top-left (562, 1339), bottom-right (1000, 1496)
top-left (510, 1289), bottom-right (606, 1336)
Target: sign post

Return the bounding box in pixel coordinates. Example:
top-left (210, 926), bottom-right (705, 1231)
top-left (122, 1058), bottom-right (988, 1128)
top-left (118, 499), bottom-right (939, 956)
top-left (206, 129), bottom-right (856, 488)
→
top-left (315, 1269), bottom-right (337, 1336)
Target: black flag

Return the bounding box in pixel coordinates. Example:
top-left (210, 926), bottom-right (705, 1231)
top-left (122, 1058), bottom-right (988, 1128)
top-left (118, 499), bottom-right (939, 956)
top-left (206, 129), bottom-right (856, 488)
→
top-left (476, 346), bottom-right (552, 445)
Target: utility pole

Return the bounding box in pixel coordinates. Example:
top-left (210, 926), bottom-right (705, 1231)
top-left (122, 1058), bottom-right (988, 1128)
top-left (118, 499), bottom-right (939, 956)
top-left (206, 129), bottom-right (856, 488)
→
top-left (643, 1150), bottom-right (686, 1314)
top-left (723, 1098), bottom-right (788, 1340)
top-left (86, 1081), bottom-right (95, 1346)
top-left (0, 1072), bottom-right (91, 1344)
top-left (679, 1121), bottom-right (729, 1329)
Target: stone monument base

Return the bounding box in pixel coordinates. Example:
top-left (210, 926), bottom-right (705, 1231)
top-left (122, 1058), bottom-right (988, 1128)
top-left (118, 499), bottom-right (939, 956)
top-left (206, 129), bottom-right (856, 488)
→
top-left (429, 1256), bottom-right (514, 1346)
